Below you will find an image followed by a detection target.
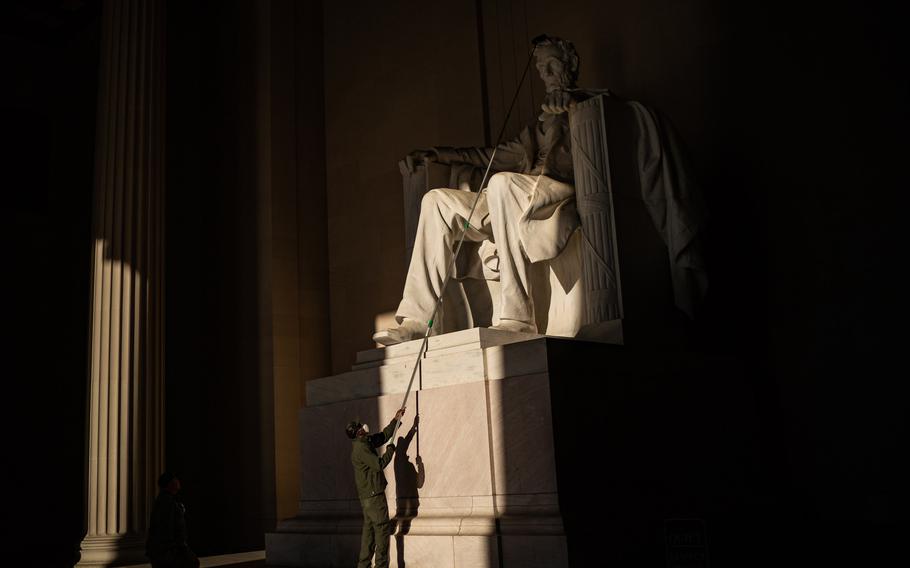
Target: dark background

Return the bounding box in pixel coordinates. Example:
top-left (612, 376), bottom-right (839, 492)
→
top-left (1, 0), bottom-right (906, 566)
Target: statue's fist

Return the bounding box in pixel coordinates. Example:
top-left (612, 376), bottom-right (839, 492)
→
top-left (541, 90), bottom-right (573, 115)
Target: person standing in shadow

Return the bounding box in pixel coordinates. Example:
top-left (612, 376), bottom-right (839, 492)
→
top-left (394, 415), bottom-right (425, 567)
top-left (146, 472), bottom-right (199, 568)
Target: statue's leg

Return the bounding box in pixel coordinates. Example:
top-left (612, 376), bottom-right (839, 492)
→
top-left (485, 172), bottom-right (536, 328)
top-left (396, 188), bottom-right (491, 325)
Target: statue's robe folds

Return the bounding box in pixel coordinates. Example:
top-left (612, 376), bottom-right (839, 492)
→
top-left (429, 97), bottom-right (707, 320)
top-left (433, 112), bottom-right (579, 281)
top-left (625, 101), bottom-right (707, 318)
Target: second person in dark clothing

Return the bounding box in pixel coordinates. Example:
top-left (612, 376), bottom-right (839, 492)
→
top-left (146, 472), bottom-right (199, 568)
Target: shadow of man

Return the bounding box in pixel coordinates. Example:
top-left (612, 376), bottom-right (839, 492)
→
top-left (393, 415), bottom-right (425, 567)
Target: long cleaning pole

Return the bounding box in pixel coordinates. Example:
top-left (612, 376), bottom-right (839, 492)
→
top-left (388, 37), bottom-right (547, 444)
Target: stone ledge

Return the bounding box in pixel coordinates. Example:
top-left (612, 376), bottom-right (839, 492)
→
top-left (294, 493), bottom-right (560, 516)
top-left (276, 514), bottom-right (564, 537)
top-left (354, 327), bottom-right (542, 367)
top-left (306, 335), bottom-right (549, 406)
top-left (265, 533), bottom-right (568, 568)
top-left (121, 550), bottom-right (265, 568)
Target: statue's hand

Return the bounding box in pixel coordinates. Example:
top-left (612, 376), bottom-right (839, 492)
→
top-left (541, 90), bottom-right (573, 115)
top-left (405, 148), bottom-right (438, 172)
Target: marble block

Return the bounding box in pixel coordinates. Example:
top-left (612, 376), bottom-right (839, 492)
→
top-left (267, 331), bottom-right (568, 567)
top-left (306, 327), bottom-right (544, 406)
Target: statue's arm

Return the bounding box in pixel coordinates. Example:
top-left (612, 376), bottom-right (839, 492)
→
top-left (432, 146), bottom-right (492, 167)
top-left (405, 130), bottom-right (527, 175)
top-left (433, 134), bottom-right (526, 172)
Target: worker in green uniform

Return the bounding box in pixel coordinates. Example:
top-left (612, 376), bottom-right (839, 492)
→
top-left (346, 407), bottom-right (406, 568)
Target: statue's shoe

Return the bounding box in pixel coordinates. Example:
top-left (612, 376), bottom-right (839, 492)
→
top-left (489, 319), bottom-right (538, 334)
top-left (372, 318), bottom-right (427, 346)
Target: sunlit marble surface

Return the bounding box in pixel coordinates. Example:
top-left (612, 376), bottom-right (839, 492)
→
top-left (268, 331), bottom-right (568, 567)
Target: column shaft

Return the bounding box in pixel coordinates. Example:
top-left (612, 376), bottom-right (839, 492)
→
top-left (79, 0), bottom-right (165, 565)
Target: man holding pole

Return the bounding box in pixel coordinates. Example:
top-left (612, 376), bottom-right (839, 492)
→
top-left (346, 407), bottom-right (406, 568)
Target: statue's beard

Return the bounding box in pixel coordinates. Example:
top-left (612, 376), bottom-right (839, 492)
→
top-left (545, 69), bottom-right (575, 92)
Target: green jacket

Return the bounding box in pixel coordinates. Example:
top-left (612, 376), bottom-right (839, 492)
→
top-left (351, 419), bottom-right (397, 499)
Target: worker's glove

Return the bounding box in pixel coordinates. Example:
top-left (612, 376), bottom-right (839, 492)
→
top-left (387, 443), bottom-right (396, 452)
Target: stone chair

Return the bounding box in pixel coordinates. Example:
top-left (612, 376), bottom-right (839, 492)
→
top-left (398, 94), bottom-right (704, 346)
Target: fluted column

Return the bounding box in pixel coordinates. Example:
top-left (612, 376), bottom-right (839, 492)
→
top-left (79, 0), bottom-right (165, 565)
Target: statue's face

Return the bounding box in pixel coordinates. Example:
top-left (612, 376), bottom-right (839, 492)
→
top-left (535, 46), bottom-right (571, 92)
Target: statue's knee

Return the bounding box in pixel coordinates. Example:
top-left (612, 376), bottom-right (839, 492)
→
top-left (487, 172), bottom-right (511, 196)
top-left (420, 189), bottom-right (444, 209)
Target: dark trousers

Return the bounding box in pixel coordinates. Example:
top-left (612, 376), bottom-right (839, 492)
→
top-left (358, 495), bottom-right (391, 568)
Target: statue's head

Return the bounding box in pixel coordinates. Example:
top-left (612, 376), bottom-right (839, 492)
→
top-left (534, 36), bottom-right (579, 92)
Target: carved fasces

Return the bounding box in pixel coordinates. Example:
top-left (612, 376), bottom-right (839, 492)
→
top-left (569, 95), bottom-right (622, 324)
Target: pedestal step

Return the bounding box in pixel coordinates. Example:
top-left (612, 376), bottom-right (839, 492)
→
top-left (266, 532), bottom-right (568, 568)
top-left (306, 328), bottom-right (545, 406)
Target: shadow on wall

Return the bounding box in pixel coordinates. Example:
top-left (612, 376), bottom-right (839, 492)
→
top-left (393, 414), bottom-right (425, 567)
top-left (382, 343), bottom-right (541, 567)
top-left (165, 0), bottom-right (270, 556)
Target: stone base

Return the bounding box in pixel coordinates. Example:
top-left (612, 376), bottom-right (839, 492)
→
top-left (77, 533), bottom-right (147, 567)
top-left (267, 328), bottom-right (569, 567)
top-left (268, 329), bottom-right (762, 566)
top-left (266, 532), bottom-right (568, 568)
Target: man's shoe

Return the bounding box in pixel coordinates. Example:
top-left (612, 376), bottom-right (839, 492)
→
top-left (488, 319), bottom-right (538, 334)
top-left (372, 318), bottom-right (427, 346)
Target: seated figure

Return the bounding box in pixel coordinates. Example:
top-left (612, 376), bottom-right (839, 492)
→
top-left (374, 37), bottom-right (584, 346)
top-left (375, 36), bottom-right (709, 346)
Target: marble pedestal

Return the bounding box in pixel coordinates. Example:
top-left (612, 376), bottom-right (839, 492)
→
top-left (266, 328), bottom-right (569, 568)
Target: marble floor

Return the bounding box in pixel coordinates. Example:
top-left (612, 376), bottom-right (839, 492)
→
top-left (122, 550), bottom-right (265, 567)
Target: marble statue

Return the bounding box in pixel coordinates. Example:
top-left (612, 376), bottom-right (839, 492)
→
top-left (374, 36), bottom-right (708, 346)
top-left (374, 37), bottom-right (584, 345)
